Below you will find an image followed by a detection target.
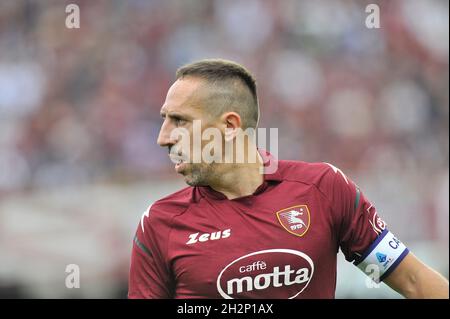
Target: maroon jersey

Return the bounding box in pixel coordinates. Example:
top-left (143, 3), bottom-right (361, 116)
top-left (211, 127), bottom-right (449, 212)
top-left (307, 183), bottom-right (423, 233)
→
top-left (128, 159), bottom-right (407, 299)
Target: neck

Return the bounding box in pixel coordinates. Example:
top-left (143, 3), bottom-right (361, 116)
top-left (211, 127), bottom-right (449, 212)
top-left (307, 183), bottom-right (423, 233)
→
top-left (208, 152), bottom-right (264, 200)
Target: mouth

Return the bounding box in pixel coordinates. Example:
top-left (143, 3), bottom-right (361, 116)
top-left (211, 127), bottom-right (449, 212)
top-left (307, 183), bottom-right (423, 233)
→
top-left (175, 161), bottom-right (187, 173)
top-left (169, 154), bottom-right (189, 173)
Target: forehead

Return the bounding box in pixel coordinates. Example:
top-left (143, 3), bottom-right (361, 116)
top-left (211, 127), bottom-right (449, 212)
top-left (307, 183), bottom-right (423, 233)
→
top-left (160, 78), bottom-right (205, 115)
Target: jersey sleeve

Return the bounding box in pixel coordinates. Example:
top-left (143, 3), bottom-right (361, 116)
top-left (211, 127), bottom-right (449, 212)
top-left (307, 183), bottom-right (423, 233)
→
top-left (128, 205), bottom-right (174, 298)
top-left (324, 163), bottom-right (409, 282)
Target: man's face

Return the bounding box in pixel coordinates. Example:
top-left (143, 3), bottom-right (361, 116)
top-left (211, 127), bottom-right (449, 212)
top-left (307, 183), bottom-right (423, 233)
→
top-left (157, 78), bottom-right (221, 186)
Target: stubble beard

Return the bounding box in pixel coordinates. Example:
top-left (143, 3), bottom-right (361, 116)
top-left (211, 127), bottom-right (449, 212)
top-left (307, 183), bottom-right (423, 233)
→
top-left (182, 162), bottom-right (216, 186)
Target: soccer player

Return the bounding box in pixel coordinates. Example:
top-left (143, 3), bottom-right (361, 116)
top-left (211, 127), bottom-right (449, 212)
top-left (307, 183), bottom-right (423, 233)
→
top-left (128, 59), bottom-right (448, 299)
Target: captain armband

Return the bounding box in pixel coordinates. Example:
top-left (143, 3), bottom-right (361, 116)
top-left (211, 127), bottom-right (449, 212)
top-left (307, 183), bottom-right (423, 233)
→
top-left (354, 229), bottom-right (409, 283)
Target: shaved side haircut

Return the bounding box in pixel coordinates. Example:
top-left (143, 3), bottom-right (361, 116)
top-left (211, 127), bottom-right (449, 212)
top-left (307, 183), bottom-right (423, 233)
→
top-left (176, 59), bottom-right (259, 129)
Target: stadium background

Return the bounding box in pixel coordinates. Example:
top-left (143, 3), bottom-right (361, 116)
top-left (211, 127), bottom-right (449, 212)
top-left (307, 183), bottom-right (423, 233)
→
top-left (0, 0), bottom-right (448, 298)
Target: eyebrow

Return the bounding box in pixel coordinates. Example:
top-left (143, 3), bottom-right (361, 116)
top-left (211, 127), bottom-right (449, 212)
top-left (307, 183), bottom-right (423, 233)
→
top-left (160, 110), bottom-right (192, 121)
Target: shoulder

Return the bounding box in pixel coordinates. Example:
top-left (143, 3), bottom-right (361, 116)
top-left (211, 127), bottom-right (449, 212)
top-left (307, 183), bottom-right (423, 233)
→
top-left (276, 160), bottom-right (346, 186)
top-left (152, 186), bottom-right (197, 213)
top-left (276, 160), bottom-right (358, 217)
top-left (276, 160), bottom-right (355, 202)
top-left (140, 186), bottom-right (198, 234)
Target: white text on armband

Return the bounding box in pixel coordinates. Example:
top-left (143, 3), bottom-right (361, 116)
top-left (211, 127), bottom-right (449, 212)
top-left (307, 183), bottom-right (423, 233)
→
top-left (355, 229), bottom-right (409, 283)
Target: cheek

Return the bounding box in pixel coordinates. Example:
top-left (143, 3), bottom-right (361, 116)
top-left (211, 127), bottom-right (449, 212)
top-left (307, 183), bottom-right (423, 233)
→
top-left (188, 162), bottom-right (210, 174)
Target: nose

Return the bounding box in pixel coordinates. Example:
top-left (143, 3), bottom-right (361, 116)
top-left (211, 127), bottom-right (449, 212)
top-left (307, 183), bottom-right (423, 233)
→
top-left (157, 120), bottom-right (176, 147)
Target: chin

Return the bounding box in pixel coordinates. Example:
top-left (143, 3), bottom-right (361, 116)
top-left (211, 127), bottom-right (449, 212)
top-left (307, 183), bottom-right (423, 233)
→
top-left (185, 179), bottom-right (198, 187)
top-left (181, 164), bottom-right (211, 186)
top-left (184, 174), bottom-right (206, 187)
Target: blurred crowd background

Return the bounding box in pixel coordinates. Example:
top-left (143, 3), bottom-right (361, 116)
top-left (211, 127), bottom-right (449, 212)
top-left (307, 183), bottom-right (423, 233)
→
top-left (0, 0), bottom-right (448, 298)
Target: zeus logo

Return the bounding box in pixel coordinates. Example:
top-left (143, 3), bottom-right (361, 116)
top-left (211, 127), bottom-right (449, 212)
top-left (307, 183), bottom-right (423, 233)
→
top-left (187, 229), bottom-right (231, 244)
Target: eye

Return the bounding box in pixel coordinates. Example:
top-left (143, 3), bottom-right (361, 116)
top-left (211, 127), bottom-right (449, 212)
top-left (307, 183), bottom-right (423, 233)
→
top-left (172, 116), bottom-right (187, 127)
top-left (173, 117), bottom-right (187, 126)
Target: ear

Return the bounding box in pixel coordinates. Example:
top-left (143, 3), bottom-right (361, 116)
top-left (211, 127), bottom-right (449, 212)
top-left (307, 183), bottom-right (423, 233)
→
top-left (221, 112), bottom-right (242, 141)
top-left (224, 112), bottom-right (242, 129)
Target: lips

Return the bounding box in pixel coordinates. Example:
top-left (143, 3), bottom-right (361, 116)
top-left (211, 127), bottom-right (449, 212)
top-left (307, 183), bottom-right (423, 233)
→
top-left (169, 153), bottom-right (189, 173)
top-left (175, 162), bottom-right (187, 173)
